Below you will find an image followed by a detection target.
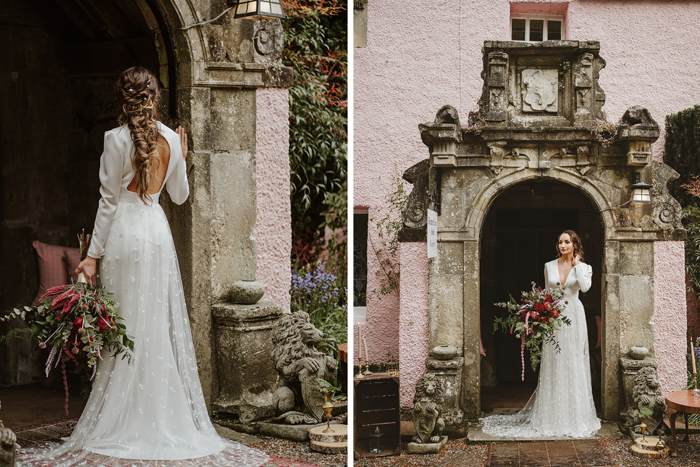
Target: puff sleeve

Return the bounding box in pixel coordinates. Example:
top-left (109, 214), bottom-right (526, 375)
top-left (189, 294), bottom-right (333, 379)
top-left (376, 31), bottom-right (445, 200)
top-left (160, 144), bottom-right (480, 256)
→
top-left (165, 135), bottom-right (189, 205)
top-left (574, 262), bottom-right (593, 293)
top-left (87, 131), bottom-right (123, 259)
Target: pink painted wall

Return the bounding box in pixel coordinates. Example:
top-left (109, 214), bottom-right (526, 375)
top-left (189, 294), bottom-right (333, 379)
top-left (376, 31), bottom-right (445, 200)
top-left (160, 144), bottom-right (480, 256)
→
top-left (398, 243), bottom-right (429, 406)
top-left (654, 241), bottom-right (687, 394)
top-left (256, 88), bottom-right (291, 313)
top-left (355, 0), bottom-right (699, 405)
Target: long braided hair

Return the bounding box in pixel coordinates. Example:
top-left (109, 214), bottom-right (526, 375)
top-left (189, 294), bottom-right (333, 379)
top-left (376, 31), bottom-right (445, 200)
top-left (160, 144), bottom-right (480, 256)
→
top-left (116, 67), bottom-right (161, 203)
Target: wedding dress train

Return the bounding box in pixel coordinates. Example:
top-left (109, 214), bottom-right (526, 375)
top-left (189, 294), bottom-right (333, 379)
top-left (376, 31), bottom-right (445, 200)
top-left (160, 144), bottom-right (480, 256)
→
top-left (480, 259), bottom-right (601, 438)
top-left (19, 124), bottom-right (269, 466)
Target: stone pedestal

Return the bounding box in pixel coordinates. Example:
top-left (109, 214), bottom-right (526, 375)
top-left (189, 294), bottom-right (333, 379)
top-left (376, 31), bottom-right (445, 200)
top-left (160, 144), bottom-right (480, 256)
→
top-left (406, 435), bottom-right (448, 454)
top-left (211, 301), bottom-right (283, 423)
top-left (619, 357), bottom-right (657, 427)
top-left (426, 356), bottom-right (464, 432)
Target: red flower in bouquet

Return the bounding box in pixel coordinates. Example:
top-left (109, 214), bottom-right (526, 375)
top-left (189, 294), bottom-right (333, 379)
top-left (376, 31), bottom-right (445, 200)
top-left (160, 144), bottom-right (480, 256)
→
top-left (494, 282), bottom-right (572, 380)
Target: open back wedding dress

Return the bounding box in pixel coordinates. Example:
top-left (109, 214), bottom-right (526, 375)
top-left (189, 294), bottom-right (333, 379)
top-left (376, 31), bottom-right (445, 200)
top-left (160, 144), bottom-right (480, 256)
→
top-left (480, 259), bottom-right (601, 438)
top-left (19, 124), bottom-right (269, 466)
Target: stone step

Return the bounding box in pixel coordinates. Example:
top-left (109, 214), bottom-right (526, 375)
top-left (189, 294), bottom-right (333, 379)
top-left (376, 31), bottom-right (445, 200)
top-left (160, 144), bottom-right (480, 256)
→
top-left (310, 439), bottom-right (348, 454)
top-left (308, 424), bottom-right (348, 443)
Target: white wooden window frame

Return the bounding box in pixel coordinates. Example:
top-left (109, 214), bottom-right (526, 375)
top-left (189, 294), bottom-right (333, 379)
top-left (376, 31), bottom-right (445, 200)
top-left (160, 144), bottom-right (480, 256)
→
top-left (510, 14), bottom-right (566, 42)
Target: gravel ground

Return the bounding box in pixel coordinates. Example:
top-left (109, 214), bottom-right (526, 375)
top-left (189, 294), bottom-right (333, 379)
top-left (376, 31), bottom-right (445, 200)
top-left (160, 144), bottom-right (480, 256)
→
top-left (353, 439), bottom-right (489, 467)
top-left (599, 434), bottom-right (700, 467)
top-left (350, 434), bottom-right (700, 466)
top-left (255, 435), bottom-right (348, 467)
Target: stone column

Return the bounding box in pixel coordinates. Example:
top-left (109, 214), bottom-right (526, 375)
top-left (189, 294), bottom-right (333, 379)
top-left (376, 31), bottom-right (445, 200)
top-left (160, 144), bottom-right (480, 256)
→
top-left (164, 13), bottom-right (292, 407)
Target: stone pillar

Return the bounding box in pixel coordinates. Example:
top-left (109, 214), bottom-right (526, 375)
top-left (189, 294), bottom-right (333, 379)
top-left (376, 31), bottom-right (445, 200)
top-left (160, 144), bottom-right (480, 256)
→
top-left (164, 13), bottom-right (292, 407)
top-left (211, 301), bottom-right (283, 423)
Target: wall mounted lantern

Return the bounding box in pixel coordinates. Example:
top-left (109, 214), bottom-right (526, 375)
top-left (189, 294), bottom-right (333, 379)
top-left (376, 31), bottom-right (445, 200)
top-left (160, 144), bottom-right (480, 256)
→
top-left (233, 0), bottom-right (286, 19)
top-left (630, 176), bottom-right (653, 205)
top-left (600, 173), bottom-right (652, 212)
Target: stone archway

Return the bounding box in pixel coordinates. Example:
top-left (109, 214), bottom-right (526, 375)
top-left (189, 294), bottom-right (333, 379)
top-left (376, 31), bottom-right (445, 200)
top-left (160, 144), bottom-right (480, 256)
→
top-left (479, 179), bottom-right (604, 411)
top-left (0, 1), bottom-right (292, 409)
top-left (402, 41), bottom-right (685, 430)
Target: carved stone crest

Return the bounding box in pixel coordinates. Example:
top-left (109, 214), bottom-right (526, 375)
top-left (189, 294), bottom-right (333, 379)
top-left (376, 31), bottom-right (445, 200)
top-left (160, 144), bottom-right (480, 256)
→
top-left (521, 69), bottom-right (558, 113)
top-left (254, 19), bottom-right (284, 60)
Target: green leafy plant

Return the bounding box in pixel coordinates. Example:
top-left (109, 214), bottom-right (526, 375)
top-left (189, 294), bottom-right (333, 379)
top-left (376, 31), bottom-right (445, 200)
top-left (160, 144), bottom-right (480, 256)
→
top-left (664, 105), bottom-right (700, 208)
top-left (284, 1), bottom-right (347, 266)
top-left (312, 377), bottom-right (347, 402)
top-left (368, 173), bottom-right (408, 297)
top-left (319, 183), bottom-right (347, 286)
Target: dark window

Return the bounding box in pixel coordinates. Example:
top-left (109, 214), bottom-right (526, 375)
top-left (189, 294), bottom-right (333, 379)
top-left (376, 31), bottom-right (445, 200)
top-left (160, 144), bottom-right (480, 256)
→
top-left (548, 20), bottom-right (562, 40)
top-left (353, 213), bottom-right (368, 307)
top-left (511, 18), bottom-right (526, 41)
top-left (529, 19), bottom-right (544, 41)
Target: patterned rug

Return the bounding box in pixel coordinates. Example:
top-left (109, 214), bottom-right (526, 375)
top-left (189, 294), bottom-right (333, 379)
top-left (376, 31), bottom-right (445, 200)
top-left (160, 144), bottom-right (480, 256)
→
top-left (13, 420), bottom-right (319, 467)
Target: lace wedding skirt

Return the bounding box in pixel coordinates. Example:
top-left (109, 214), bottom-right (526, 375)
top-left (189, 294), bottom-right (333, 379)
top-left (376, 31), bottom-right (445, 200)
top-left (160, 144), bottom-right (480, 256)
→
top-left (19, 192), bottom-right (269, 466)
top-left (480, 290), bottom-right (601, 438)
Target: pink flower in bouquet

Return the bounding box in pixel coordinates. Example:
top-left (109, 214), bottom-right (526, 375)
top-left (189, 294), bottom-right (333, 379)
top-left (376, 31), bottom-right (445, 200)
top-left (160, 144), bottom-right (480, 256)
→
top-left (531, 311), bottom-right (540, 319)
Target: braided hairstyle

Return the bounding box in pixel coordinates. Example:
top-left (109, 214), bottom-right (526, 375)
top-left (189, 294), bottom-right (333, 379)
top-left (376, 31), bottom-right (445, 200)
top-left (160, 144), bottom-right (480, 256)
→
top-left (116, 67), bottom-right (161, 203)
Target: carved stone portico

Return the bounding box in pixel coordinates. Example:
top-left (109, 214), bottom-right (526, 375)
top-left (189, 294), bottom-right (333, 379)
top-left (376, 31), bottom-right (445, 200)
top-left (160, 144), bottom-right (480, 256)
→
top-left (404, 41), bottom-right (685, 428)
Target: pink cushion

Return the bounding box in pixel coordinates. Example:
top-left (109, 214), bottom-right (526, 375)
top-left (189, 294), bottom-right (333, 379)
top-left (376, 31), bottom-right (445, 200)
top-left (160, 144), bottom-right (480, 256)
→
top-left (32, 241), bottom-right (69, 306)
top-left (595, 315), bottom-right (602, 349)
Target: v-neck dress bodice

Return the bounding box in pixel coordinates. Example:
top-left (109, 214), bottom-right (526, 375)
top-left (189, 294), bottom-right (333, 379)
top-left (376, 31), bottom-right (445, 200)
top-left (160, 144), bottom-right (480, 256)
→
top-left (480, 259), bottom-right (601, 439)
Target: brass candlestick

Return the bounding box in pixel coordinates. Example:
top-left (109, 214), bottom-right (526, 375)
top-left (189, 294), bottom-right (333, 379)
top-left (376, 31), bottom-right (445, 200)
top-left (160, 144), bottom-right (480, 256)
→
top-left (363, 360), bottom-right (373, 376)
top-left (356, 357), bottom-right (364, 378)
top-left (322, 392), bottom-right (335, 433)
top-left (640, 417), bottom-right (647, 442)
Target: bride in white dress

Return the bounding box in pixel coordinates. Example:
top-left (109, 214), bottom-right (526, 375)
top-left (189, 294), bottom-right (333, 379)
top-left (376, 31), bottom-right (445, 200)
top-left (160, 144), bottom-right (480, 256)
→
top-left (19, 67), bottom-right (269, 466)
top-left (481, 230), bottom-right (601, 438)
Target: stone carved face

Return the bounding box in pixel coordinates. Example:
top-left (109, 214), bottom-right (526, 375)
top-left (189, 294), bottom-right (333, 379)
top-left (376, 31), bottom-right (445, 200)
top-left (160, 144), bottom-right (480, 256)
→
top-left (301, 320), bottom-right (324, 345)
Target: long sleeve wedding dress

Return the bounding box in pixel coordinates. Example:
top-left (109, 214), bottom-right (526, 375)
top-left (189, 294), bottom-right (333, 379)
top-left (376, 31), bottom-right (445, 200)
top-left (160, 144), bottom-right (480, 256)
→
top-left (19, 124), bottom-right (269, 466)
top-left (480, 259), bottom-right (601, 438)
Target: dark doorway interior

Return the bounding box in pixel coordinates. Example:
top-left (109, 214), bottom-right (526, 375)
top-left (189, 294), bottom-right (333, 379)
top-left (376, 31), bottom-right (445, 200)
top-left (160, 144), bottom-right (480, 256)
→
top-left (479, 180), bottom-right (603, 413)
top-left (0, 0), bottom-right (163, 386)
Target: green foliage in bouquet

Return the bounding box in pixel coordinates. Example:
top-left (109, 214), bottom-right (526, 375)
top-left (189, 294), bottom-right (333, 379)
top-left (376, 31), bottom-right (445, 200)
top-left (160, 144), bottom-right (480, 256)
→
top-left (493, 283), bottom-right (571, 376)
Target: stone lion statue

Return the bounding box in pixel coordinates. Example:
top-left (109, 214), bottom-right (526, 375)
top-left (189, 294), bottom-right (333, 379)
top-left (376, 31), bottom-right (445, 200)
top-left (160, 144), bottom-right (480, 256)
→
top-left (632, 366), bottom-right (666, 435)
top-left (270, 311), bottom-right (337, 425)
top-left (411, 373), bottom-right (445, 444)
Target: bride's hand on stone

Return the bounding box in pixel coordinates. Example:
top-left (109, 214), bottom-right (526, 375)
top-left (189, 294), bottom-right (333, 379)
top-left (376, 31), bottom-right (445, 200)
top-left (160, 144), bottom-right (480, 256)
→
top-left (176, 126), bottom-right (188, 161)
top-left (76, 256), bottom-right (97, 283)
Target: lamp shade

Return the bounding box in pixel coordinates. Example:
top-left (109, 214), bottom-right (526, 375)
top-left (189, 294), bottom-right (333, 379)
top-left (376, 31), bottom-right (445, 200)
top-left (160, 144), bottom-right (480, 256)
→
top-left (234, 0), bottom-right (285, 19)
top-left (630, 181), bottom-right (652, 205)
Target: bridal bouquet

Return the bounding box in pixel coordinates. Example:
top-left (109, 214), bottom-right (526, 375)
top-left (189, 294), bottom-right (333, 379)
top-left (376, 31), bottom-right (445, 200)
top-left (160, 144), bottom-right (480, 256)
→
top-left (494, 282), bottom-right (571, 380)
top-left (1, 231), bottom-right (133, 413)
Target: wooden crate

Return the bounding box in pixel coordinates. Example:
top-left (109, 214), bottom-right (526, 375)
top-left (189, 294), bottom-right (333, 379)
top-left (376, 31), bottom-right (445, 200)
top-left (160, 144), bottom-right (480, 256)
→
top-left (354, 373), bottom-right (401, 458)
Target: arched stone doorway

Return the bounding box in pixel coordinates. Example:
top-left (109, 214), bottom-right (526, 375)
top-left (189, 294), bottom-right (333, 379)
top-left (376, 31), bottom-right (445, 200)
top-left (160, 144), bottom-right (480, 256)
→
top-left (0, 0), bottom-right (291, 409)
top-left (479, 180), bottom-right (604, 414)
top-left (404, 41), bottom-right (686, 431)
